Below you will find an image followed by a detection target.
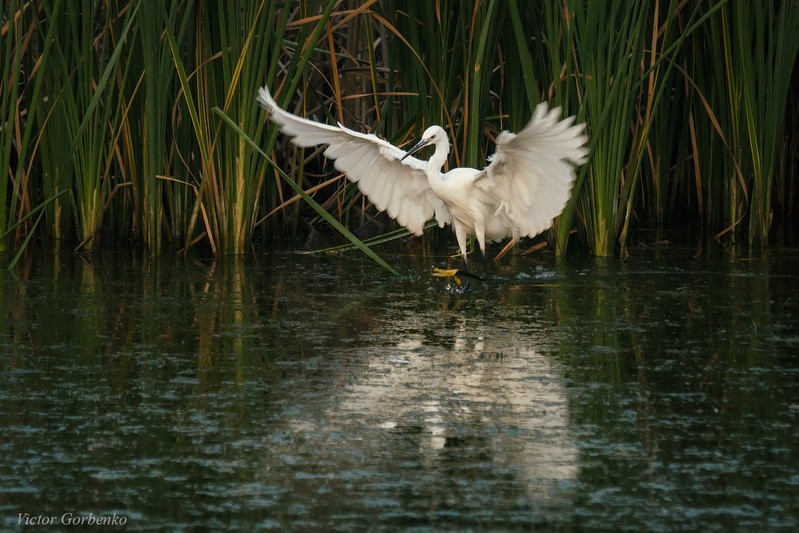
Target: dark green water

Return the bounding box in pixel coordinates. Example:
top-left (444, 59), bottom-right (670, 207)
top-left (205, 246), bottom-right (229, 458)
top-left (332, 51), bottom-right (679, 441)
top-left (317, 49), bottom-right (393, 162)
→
top-left (2, 247), bottom-right (798, 530)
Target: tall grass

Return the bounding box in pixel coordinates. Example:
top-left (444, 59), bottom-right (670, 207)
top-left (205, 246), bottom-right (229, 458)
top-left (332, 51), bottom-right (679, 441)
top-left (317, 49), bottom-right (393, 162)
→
top-left (2, 0), bottom-right (62, 253)
top-left (52, 1), bottom-right (138, 251)
top-left (678, 1), bottom-right (799, 248)
top-left (735, 2), bottom-right (799, 246)
top-left (568, 1), bottom-right (651, 256)
top-left (125, 3), bottom-right (187, 254)
top-left (1, 1), bottom-right (798, 264)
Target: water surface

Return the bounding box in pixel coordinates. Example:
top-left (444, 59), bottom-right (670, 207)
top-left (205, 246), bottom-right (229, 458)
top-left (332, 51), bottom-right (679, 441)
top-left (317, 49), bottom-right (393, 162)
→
top-left (2, 248), bottom-right (798, 530)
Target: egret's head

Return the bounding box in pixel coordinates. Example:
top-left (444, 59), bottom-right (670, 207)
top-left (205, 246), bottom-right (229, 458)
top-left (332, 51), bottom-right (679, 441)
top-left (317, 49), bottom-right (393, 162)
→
top-left (401, 126), bottom-right (448, 161)
top-left (420, 125), bottom-right (447, 144)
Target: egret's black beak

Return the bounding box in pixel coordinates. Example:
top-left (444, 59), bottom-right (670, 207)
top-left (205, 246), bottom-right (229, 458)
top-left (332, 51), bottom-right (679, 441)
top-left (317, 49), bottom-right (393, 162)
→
top-left (401, 138), bottom-right (430, 161)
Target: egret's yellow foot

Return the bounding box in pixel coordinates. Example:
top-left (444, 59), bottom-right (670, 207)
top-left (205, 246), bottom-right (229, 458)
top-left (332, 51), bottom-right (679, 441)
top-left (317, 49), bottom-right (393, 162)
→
top-left (432, 267), bottom-right (487, 286)
top-left (432, 267), bottom-right (460, 278)
top-left (432, 267), bottom-right (465, 287)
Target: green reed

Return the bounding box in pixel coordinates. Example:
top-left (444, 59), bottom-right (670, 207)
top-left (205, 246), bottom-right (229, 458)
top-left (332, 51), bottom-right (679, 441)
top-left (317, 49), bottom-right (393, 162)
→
top-left (67, 1), bottom-right (139, 251)
top-left (126, 3), bottom-right (188, 254)
top-left (678, 1), bottom-right (799, 247)
top-left (569, 1), bottom-right (651, 256)
top-left (2, 1), bottom-right (798, 264)
top-left (735, 2), bottom-right (799, 246)
top-left (0, 0), bottom-right (26, 253)
top-left (1, 0), bottom-right (62, 253)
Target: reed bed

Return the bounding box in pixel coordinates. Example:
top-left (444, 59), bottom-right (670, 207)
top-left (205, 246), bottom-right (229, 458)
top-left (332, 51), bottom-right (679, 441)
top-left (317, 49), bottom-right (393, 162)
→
top-left (1, 0), bottom-right (797, 264)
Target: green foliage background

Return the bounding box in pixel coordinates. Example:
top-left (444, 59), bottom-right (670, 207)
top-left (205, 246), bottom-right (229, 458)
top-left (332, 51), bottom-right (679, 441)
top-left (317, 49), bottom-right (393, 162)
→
top-left (2, 0), bottom-right (798, 262)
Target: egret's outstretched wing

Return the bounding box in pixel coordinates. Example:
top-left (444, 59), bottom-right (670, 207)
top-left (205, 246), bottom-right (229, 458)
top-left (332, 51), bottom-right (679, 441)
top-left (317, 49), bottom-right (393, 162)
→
top-left (480, 103), bottom-right (588, 238)
top-left (257, 87), bottom-right (451, 235)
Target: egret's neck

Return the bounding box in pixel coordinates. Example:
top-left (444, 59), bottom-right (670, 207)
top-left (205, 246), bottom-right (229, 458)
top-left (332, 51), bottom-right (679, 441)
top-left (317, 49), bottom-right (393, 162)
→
top-left (426, 140), bottom-right (449, 182)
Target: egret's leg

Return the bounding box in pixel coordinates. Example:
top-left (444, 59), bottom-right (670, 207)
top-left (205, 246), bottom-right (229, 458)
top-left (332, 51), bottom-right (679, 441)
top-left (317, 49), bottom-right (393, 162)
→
top-left (494, 237), bottom-right (519, 261)
top-left (454, 223), bottom-right (469, 263)
top-left (433, 223), bottom-right (470, 282)
top-left (474, 220), bottom-right (487, 257)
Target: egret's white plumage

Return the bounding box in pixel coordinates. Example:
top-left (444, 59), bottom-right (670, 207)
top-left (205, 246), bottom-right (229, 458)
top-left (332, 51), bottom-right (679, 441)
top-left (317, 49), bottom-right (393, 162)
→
top-left (257, 86), bottom-right (587, 262)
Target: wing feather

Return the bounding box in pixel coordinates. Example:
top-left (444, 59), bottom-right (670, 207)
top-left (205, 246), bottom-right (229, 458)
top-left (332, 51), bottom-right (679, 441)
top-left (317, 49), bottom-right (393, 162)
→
top-left (258, 87), bottom-right (451, 234)
top-left (481, 102), bottom-right (588, 239)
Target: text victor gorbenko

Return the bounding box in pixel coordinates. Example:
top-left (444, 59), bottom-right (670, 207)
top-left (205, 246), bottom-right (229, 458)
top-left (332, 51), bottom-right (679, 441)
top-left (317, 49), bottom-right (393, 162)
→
top-left (18, 512), bottom-right (128, 526)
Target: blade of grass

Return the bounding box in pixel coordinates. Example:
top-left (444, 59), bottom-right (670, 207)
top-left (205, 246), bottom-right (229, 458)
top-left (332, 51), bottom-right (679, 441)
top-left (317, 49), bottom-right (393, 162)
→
top-left (4, 189), bottom-right (70, 270)
top-left (313, 221), bottom-right (438, 254)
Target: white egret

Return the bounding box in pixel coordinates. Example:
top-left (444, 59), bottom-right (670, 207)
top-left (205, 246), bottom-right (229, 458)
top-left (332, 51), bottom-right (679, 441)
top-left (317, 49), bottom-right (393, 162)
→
top-left (257, 86), bottom-right (587, 276)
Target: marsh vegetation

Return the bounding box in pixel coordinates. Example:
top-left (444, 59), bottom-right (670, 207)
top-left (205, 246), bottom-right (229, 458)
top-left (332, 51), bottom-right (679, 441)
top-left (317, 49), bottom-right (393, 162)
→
top-left (2, 1), bottom-right (798, 265)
